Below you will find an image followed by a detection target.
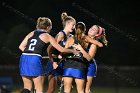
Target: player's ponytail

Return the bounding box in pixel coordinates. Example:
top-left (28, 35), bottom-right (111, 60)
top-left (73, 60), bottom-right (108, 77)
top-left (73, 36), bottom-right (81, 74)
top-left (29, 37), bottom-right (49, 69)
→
top-left (36, 17), bottom-right (52, 30)
top-left (61, 12), bottom-right (75, 28)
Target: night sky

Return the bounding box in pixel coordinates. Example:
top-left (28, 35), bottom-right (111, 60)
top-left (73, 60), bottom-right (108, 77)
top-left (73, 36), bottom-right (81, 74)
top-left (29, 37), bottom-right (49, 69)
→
top-left (0, 0), bottom-right (139, 66)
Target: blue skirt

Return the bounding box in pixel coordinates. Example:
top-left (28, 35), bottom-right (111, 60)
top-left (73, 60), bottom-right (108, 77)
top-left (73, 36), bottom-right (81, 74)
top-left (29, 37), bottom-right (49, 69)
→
top-left (87, 59), bottom-right (97, 77)
top-left (46, 60), bottom-right (64, 76)
top-left (19, 53), bottom-right (45, 76)
top-left (45, 60), bottom-right (53, 75)
top-left (63, 68), bottom-right (86, 79)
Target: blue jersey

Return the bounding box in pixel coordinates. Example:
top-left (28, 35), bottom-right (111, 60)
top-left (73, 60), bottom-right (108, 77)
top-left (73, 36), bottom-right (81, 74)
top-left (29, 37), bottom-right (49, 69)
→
top-left (20, 30), bottom-right (49, 76)
top-left (46, 30), bottom-right (68, 76)
top-left (63, 38), bottom-right (86, 69)
top-left (51, 30), bottom-right (68, 55)
top-left (59, 30), bottom-right (67, 47)
top-left (24, 30), bottom-right (49, 56)
top-left (63, 38), bottom-right (88, 79)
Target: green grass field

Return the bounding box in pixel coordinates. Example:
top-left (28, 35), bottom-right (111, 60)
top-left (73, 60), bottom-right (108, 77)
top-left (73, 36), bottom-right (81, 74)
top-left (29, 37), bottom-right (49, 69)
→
top-left (12, 85), bottom-right (140, 93)
top-left (1, 66), bottom-right (139, 93)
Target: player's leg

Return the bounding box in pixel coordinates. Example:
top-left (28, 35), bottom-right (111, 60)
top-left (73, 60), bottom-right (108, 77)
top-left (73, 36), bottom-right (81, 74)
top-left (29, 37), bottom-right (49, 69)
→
top-left (33, 76), bottom-right (44, 93)
top-left (85, 76), bottom-right (93, 93)
top-left (63, 77), bottom-right (73, 93)
top-left (75, 78), bottom-right (85, 93)
top-left (21, 76), bottom-right (32, 93)
top-left (46, 75), bottom-right (57, 93)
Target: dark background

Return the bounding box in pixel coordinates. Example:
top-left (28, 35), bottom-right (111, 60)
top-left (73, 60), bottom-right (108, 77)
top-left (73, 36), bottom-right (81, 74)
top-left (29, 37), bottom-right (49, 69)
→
top-left (0, 0), bottom-right (140, 66)
top-left (0, 0), bottom-right (140, 92)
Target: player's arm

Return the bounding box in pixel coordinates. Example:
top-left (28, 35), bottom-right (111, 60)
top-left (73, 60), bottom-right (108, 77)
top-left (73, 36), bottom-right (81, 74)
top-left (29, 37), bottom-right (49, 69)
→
top-left (47, 32), bottom-right (64, 62)
top-left (56, 32), bottom-right (64, 43)
top-left (88, 44), bottom-right (97, 59)
top-left (64, 37), bottom-right (73, 48)
top-left (85, 36), bottom-right (103, 47)
top-left (48, 34), bottom-right (75, 53)
top-left (19, 31), bottom-right (33, 52)
top-left (74, 44), bottom-right (92, 61)
top-left (47, 44), bottom-right (54, 62)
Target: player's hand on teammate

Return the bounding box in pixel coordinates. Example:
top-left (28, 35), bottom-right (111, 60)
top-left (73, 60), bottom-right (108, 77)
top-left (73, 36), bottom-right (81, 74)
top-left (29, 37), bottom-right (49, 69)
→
top-left (58, 54), bottom-right (63, 59)
top-left (73, 44), bottom-right (83, 51)
top-left (53, 62), bottom-right (58, 69)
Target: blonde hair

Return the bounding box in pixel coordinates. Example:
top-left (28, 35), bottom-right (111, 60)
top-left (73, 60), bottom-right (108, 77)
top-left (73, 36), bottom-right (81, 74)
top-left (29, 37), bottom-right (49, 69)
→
top-left (61, 12), bottom-right (75, 27)
top-left (36, 17), bottom-right (52, 30)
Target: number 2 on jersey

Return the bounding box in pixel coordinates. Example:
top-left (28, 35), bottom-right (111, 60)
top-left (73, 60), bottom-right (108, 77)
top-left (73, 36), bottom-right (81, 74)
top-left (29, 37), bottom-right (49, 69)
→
top-left (28, 39), bottom-right (37, 51)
